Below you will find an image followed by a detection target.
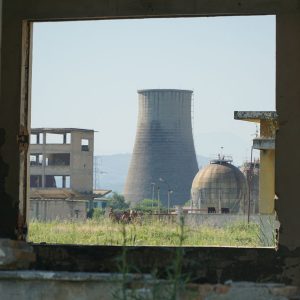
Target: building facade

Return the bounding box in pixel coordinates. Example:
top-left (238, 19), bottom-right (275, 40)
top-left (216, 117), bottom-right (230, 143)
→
top-left (30, 128), bottom-right (94, 193)
top-left (29, 128), bottom-right (94, 220)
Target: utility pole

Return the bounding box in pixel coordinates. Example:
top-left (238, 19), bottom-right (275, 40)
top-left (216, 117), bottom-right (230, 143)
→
top-left (248, 146), bottom-right (254, 224)
top-left (151, 182), bottom-right (155, 209)
top-left (167, 190), bottom-right (171, 214)
top-left (157, 186), bottom-right (160, 213)
top-left (159, 177), bottom-right (173, 214)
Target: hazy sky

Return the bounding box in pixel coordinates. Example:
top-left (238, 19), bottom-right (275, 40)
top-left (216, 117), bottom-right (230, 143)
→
top-left (31, 16), bottom-right (275, 165)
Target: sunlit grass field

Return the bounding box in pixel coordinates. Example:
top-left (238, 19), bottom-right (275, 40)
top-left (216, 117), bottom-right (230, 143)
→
top-left (28, 217), bottom-right (264, 247)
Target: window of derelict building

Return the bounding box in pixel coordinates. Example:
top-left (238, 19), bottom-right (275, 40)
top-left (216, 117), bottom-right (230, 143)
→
top-left (29, 130), bottom-right (72, 190)
top-left (26, 15), bottom-right (276, 247)
top-left (81, 139), bottom-right (89, 151)
top-left (30, 132), bottom-right (71, 144)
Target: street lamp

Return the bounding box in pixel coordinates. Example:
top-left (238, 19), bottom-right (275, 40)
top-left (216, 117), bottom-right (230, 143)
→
top-left (159, 177), bottom-right (173, 214)
top-left (157, 185), bottom-right (160, 213)
top-left (150, 182), bottom-right (156, 209)
top-left (168, 190), bottom-right (173, 214)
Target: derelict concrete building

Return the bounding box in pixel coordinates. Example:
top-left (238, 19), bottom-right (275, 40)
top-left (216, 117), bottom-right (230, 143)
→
top-left (30, 128), bottom-right (94, 193)
top-left (124, 89), bottom-right (198, 207)
top-left (29, 128), bottom-right (94, 220)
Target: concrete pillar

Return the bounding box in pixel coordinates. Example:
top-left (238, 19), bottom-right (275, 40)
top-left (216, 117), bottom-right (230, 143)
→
top-left (259, 150), bottom-right (275, 214)
top-left (62, 176), bottom-right (65, 188)
top-left (41, 132), bottom-right (46, 188)
top-left (0, 4), bottom-right (23, 239)
top-left (258, 119), bottom-right (276, 215)
top-left (260, 119), bottom-right (276, 138)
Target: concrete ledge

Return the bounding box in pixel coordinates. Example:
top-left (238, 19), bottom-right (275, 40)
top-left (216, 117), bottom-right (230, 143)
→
top-left (234, 111), bottom-right (278, 122)
top-left (0, 239), bottom-right (35, 269)
top-left (0, 270), bottom-right (151, 282)
top-left (0, 271), bottom-right (159, 300)
top-left (253, 138), bottom-right (275, 150)
top-left (0, 271), bottom-right (299, 300)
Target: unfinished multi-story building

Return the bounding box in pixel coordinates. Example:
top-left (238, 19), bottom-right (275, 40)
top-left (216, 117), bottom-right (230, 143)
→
top-left (30, 128), bottom-right (94, 193)
top-left (29, 128), bottom-right (94, 220)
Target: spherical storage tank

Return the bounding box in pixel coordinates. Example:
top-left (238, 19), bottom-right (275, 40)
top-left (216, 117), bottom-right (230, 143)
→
top-left (191, 158), bottom-right (247, 213)
top-left (124, 89), bottom-right (199, 207)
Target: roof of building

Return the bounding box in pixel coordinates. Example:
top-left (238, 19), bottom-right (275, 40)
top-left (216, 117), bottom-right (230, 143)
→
top-left (138, 89), bottom-right (193, 93)
top-left (30, 189), bottom-right (112, 200)
top-left (234, 111), bottom-right (278, 123)
top-left (30, 189), bottom-right (90, 200)
top-left (31, 128), bottom-right (95, 133)
top-left (93, 189), bottom-right (112, 197)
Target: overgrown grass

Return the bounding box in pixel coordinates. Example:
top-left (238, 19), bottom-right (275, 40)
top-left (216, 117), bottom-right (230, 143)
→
top-left (28, 217), bottom-right (263, 247)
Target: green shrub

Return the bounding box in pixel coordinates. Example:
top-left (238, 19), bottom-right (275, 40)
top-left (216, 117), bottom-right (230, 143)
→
top-left (134, 198), bottom-right (164, 213)
top-left (92, 208), bottom-right (105, 220)
top-left (107, 192), bottom-right (129, 210)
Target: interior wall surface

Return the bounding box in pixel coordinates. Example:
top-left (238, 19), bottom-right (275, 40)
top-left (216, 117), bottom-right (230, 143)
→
top-left (0, 0), bottom-right (300, 286)
top-left (0, 0), bottom-right (21, 238)
top-left (276, 11), bottom-right (300, 250)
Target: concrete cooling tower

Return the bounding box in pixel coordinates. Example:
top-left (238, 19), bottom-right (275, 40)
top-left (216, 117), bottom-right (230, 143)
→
top-left (124, 89), bottom-right (199, 207)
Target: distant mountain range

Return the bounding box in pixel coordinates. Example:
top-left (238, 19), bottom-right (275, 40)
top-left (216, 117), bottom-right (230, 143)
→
top-left (94, 154), bottom-right (210, 193)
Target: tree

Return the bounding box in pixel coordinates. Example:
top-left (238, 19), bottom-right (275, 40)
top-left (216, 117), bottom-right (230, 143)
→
top-left (91, 208), bottom-right (105, 220)
top-left (134, 198), bottom-right (164, 213)
top-left (107, 192), bottom-right (129, 210)
top-left (184, 199), bottom-right (192, 207)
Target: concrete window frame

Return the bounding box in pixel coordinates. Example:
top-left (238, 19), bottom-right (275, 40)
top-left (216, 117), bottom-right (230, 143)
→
top-left (0, 0), bottom-right (300, 285)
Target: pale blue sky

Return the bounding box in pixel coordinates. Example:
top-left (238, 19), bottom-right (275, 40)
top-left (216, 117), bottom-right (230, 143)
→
top-left (31, 16), bottom-right (275, 165)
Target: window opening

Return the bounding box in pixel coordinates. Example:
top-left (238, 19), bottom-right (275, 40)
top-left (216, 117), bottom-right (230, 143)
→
top-left (30, 175), bottom-right (43, 188)
top-left (45, 175), bottom-right (70, 188)
top-left (30, 154), bottom-right (43, 166)
top-left (30, 134), bottom-right (37, 144)
top-left (45, 153), bottom-right (70, 166)
top-left (45, 175), bottom-right (59, 188)
top-left (30, 133), bottom-right (43, 144)
top-left (65, 175), bottom-right (71, 188)
top-left (46, 133), bottom-right (64, 144)
top-left (81, 139), bottom-right (89, 151)
top-left (28, 16), bottom-right (276, 248)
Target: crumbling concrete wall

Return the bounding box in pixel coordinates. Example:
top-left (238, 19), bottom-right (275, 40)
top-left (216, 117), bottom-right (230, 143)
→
top-left (29, 199), bottom-right (87, 221)
top-left (0, 271), bottom-right (299, 300)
